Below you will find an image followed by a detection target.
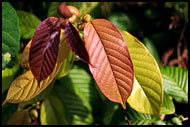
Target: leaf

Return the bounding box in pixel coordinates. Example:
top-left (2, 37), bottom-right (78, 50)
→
top-left (143, 37), bottom-right (161, 64)
top-left (108, 12), bottom-right (138, 32)
top-left (40, 95), bottom-right (68, 125)
top-left (125, 103), bottom-right (152, 125)
top-left (2, 60), bottom-right (20, 93)
top-left (56, 50), bottom-right (75, 79)
top-left (2, 2), bottom-right (20, 56)
top-left (5, 29), bottom-right (70, 103)
top-left (78, 2), bottom-right (100, 16)
top-left (48, 2), bottom-right (62, 17)
top-left (2, 103), bottom-right (18, 125)
top-left (29, 17), bottom-right (60, 84)
top-left (51, 65), bottom-right (100, 125)
top-left (120, 30), bottom-right (163, 116)
top-left (83, 19), bottom-right (134, 109)
top-left (160, 91), bottom-right (175, 115)
top-left (160, 66), bottom-right (188, 103)
top-left (6, 110), bottom-right (31, 125)
top-left (65, 21), bottom-right (90, 64)
top-left (20, 40), bottom-right (31, 70)
top-left (16, 10), bottom-right (41, 39)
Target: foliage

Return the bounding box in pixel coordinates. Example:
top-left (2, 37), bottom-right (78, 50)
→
top-left (2, 2), bottom-right (188, 125)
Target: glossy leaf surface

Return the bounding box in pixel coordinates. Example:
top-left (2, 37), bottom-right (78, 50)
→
top-left (83, 19), bottom-right (134, 109)
top-left (65, 21), bottom-right (89, 64)
top-left (5, 30), bottom-right (70, 103)
top-left (160, 66), bottom-right (188, 103)
top-left (29, 17), bottom-right (60, 84)
top-left (121, 31), bottom-right (163, 116)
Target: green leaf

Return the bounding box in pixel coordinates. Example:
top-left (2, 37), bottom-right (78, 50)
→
top-left (121, 30), bottom-right (163, 116)
top-left (40, 95), bottom-right (68, 125)
top-left (47, 2), bottom-right (62, 17)
top-left (160, 91), bottom-right (175, 114)
top-left (51, 65), bottom-right (100, 125)
top-left (16, 10), bottom-right (41, 39)
top-left (101, 101), bottom-right (120, 125)
top-left (2, 60), bottom-right (20, 93)
top-left (160, 66), bottom-right (188, 103)
top-left (56, 50), bottom-right (75, 79)
top-left (78, 2), bottom-right (100, 16)
top-left (125, 103), bottom-right (153, 125)
top-left (108, 12), bottom-right (138, 32)
top-left (2, 2), bottom-right (20, 56)
top-left (143, 37), bottom-right (161, 64)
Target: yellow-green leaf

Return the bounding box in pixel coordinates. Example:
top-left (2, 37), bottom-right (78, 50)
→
top-left (121, 30), bottom-right (163, 116)
top-left (5, 29), bottom-right (70, 103)
top-left (40, 95), bottom-right (68, 125)
top-left (2, 61), bottom-right (20, 93)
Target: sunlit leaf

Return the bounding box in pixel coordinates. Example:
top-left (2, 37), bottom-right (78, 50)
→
top-left (5, 29), bottom-right (70, 103)
top-left (121, 30), bottom-right (163, 116)
top-left (65, 21), bottom-right (89, 64)
top-left (2, 2), bottom-right (20, 56)
top-left (160, 91), bottom-right (175, 114)
top-left (83, 19), bottom-right (134, 109)
top-left (16, 10), bottom-right (41, 39)
top-left (40, 95), bottom-right (68, 125)
top-left (6, 110), bottom-right (31, 125)
top-left (29, 17), bottom-right (60, 84)
top-left (160, 66), bottom-right (188, 103)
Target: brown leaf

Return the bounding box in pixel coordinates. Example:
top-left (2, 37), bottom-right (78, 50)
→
top-left (29, 17), bottom-right (61, 85)
top-left (83, 19), bottom-right (134, 109)
top-left (65, 21), bottom-right (90, 64)
top-left (6, 110), bottom-right (31, 125)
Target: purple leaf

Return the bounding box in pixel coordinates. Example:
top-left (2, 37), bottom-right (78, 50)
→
top-left (64, 21), bottom-right (90, 64)
top-left (29, 17), bottom-right (61, 85)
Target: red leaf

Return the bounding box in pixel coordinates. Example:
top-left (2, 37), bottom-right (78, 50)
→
top-left (29, 17), bottom-right (61, 84)
top-left (83, 19), bottom-right (134, 109)
top-left (64, 21), bottom-right (89, 64)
